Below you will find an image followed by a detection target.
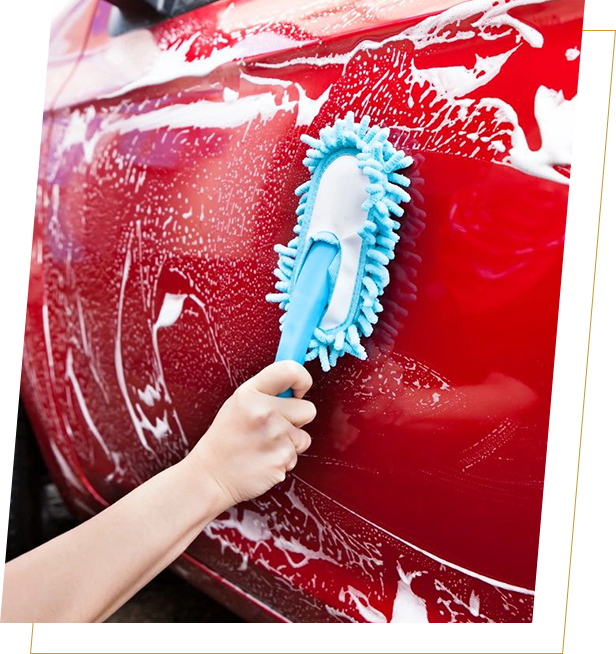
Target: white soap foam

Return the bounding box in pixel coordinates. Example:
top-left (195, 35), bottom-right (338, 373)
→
top-left (566, 46), bottom-right (580, 61)
top-left (114, 92), bottom-right (296, 134)
top-left (211, 507), bottom-right (273, 543)
top-left (390, 565), bottom-right (430, 622)
top-left (390, 579), bottom-right (430, 622)
top-left (55, 0), bottom-right (559, 190)
top-left (433, 578), bottom-right (493, 622)
top-left (410, 48), bottom-right (517, 100)
top-left (58, 82), bottom-right (318, 161)
top-left (339, 586), bottom-right (387, 623)
top-left (259, 0), bottom-right (549, 73)
top-left (154, 293), bottom-right (187, 330)
top-left (115, 249), bottom-right (188, 449)
top-left (59, 106), bottom-right (98, 163)
top-left (251, 1), bottom-right (574, 187)
top-left (137, 384), bottom-right (161, 407)
top-left (295, 84), bottom-right (331, 126)
top-left (469, 589), bottom-right (481, 617)
top-left (484, 85), bottom-right (575, 184)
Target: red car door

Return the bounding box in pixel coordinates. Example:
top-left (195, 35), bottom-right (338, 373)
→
top-left (23, 0), bottom-right (582, 621)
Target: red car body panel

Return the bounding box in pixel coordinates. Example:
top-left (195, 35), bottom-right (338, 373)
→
top-left (23, 0), bottom-right (582, 622)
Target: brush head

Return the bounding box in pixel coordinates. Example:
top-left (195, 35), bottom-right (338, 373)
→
top-left (267, 112), bottom-right (413, 371)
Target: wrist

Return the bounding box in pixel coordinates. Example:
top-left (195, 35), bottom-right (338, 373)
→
top-left (176, 454), bottom-right (234, 521)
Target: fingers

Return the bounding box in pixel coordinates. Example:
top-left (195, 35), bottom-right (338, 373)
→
top-left (285, 448), bottom-right (298, 472)
top-left (247, 361), bottom-right (313, 398)
top-left (271, 396), bottom-right (316, 427)
top-left (284, 432), bottom-right (310, 472)
top-left (288, 427), bottom-right (312, 455)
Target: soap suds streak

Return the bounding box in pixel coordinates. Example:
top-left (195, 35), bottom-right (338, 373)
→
top-left (137, 384), bottom-right (161, 407)
top-left (115, 92), bottom-right (296, 133)
top-left (152, 294), bottom-right (186, 402)
top-left (56, 81), bottom-right (330, 166)
top-left (251, 0), bottom-right (550, 76)
top-left (117, 250), bottom-right (190, 451)
top-left (458, 418), bottom-right (517, 470)
top-left (115, 244), bottom-right (156, 455)
top-left (299, 477), bottom-right (534, 596)
top-left (65, 348), bottom-right (112, 459)
top-left (255, 0), bottom-right (573, 183)
top-left (182, 293), bottom-right (239, 390)
top-left (49, 439), bottom-right (83, 491)
top-left (257, 0), bottom-right (548, 75)
top-left (56, 1), bottom-right (572, 185)
top-left (122, 4), bottom-right (567, 183)
top-left (22, 242), bottom-right (101, 493)
top-left (408, 48), bottom-right (519, 100)
top-left (339, 586), bottom-right (388, 623)
top-left (202, 477), bottom-right (533, 623)
top-left (76, 292), bottom-right (110, 404)
top-left (481, 87), bottom-right (575, 183)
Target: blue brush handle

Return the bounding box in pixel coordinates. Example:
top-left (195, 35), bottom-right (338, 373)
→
top-left (275, 240), bottom-right (338, 397)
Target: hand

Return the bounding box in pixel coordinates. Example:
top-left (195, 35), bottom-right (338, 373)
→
top-left (188, 361), bottom-right (316, 508)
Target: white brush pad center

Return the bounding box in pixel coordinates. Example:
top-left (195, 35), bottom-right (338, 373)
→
top-left (305, 154), bottom-right (370, 331)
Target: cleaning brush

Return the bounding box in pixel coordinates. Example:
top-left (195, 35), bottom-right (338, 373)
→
top-left (267, 112), bottom-right (413, 394)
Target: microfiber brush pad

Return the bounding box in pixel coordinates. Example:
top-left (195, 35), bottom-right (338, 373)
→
top-left (267, 112), bottom-right (413, 372)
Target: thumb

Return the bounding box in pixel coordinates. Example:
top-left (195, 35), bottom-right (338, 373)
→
top-left (246, 361), bottom-right (313, 398)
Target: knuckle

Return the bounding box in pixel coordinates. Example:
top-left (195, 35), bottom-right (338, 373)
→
top-left (281, 360), bottom-right (299, 377)
top-left (282, 360), bottom-right (307, 380)
top-left (233, 385), bottom-right (251, 408)
top-left (305, 401), bottom-right (317, 421)
top-left (252, 405), bottom-right (273, 425)
top-left (268, 425), bottom-right (286, 442)
top-left (234, 383), bottom-right (249, 398)
top-left (299, 365), bottom-right (313, 387)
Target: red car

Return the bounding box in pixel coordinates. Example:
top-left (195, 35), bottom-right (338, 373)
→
top-left (19, 0), bottom-right (582, 622)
